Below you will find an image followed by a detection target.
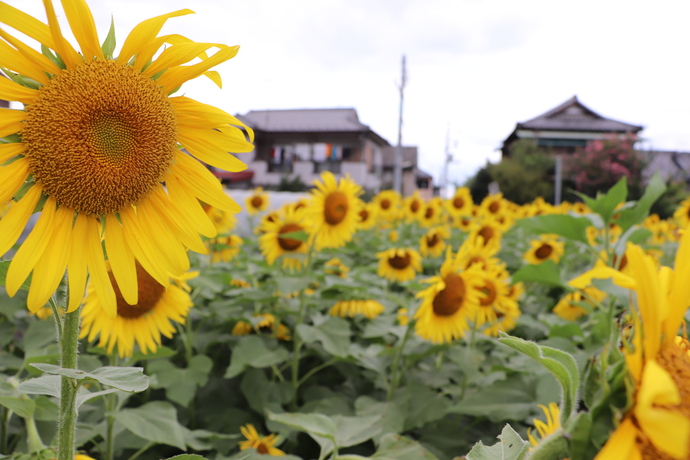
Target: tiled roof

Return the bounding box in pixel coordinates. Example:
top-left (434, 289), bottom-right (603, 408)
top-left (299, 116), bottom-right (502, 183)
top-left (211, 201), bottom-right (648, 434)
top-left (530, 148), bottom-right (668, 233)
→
top-left (639, 150), bottom-right (690, 183)
top-left (517, 96), bottom-right (643, 133)
top-left (238, 108), bottom-right (371, 133)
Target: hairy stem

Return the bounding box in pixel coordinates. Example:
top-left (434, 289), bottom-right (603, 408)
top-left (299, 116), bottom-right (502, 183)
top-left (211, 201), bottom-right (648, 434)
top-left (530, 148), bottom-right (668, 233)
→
top-left (57, 308), bottom-right (81, 460)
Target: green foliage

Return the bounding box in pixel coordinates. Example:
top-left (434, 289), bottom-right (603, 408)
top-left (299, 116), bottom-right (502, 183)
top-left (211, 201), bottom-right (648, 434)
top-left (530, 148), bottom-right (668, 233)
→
top-left (277, 175), bottom-right (308, 192)
top-left (466, 425), bottom-right (530, 460)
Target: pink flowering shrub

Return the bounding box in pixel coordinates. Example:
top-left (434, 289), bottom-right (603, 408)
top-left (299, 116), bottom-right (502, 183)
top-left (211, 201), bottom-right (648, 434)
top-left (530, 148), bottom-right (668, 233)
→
top-left (568, 133), bottom-right (646, 198)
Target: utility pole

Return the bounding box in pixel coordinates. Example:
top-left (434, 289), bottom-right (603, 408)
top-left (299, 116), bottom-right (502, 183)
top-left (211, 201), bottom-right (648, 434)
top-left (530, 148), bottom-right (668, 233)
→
top-left (441, 124), bottom-right (451, 198)
top-left (393, 55), bottom-right (406, 194)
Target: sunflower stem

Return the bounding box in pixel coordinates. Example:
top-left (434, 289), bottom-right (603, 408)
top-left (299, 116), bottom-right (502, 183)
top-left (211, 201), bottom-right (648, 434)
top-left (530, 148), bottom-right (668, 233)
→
top-left (49, 296), bottom-right (63, 340)
top-left (387, 322), bottom-right (413, 401)
top-left (57, 307), bottom-right (81, 460)
top-left (104, 354), bottom-right (117, 460)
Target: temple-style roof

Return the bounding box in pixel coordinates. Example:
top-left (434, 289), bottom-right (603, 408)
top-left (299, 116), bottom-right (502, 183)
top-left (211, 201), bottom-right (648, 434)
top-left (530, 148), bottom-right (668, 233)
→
top-left (502, 96), bottom-right (643, 155)
top-left (516, 96), bottom-right (643, 133)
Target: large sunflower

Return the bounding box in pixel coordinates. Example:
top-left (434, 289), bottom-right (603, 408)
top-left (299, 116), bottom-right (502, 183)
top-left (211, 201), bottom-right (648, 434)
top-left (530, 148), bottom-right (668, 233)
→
top-left (570, 240), bottom-right (690, 459)
top-left (0, 2), bottom-right (252, 317)
top-left (258, 206), bottom-right (309, 271)
top-left (414, 250), bottom-right (483, 344)
top-left (376, 247), bottom-right (422, 282)
top-left (80, 263), bottom-right (194, 358)
top-left (306, 171), bottom-right (362, 249)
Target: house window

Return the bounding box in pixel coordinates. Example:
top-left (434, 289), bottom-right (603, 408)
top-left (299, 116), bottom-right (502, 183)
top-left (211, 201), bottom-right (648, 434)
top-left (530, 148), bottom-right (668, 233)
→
top-left (269, 145), bottom-right (294, 173)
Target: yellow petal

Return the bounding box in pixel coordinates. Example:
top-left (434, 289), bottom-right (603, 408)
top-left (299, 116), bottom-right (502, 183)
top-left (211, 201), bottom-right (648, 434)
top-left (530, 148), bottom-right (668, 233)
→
top-left (177, 129), bottom-right (249, 171)
top-left (0, 78), bottom-right (38, 104)
top-left (147, 187), bottom-right (207, 254)
top-left (27, 205), bottom-right (73, 311)
top-left (203, 70), bottom-right (221, 88)
top-left (594, 418), bottom-right (638, 460)
top-left (60, 0), bottom-right (103, 60)
top-left (0, 156), bottom-right (30, 204)
top-left (119, 207), bottom-right (170, 287)
top-left (42, 0), bottom-right (81, 69)
top-left (156, 44), bottom-right (239, 93)
top-left (66, 213), bottom-right (88, 312)
top-left (0, 38), bottom-right (50, 85)
top-left (164, 171), bottom-right (216, 238)
top-left (0, 142), bottom-right (24, 164)
top-left (135, 197), bottom-right (189, 274)
top-left (568, 266), bottom-right (636, 290)
top-left (104, 213), bottom-right (138, 305)
top-left (171, 96), bottom-right (250, 131)
top-left (117, 9), bottom-right (194, 65)
top-left (142, 42), bottom-right (227, 78)
top-left (84, 216), bottom-right (116, 318)
top-left (170, 152), bottom-right (241, 212)
top-left (0, 3), bottom-right (55, 48)
top-left (5, 197), bottom-right (56, 298)
top-left (0, 185), bottom-right (41, 256)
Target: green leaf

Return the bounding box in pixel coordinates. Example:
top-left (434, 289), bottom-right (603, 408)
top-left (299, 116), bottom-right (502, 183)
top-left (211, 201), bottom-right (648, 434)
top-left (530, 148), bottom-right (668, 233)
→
top-left (355, 396), bottom-right (406, 439)
top-left (240, 368), bottom-right (291, 415)
top-left (0, 396), bottom-right (35, 418)
top-left (446, 379), bottom-right (537, 423)
top-left (278, 230), bottom-right (309, 242)
top-left (564, 412), bottom-right (593, 460)
top-left (30, 364), bottom-right (149, 393)
top-left (22, 319), bottom-right (56, 352)
top-left (274, 276), bottom-right (311, 295)
top-left (296, 317), bottom-right (351, 358)
top-left (114, 401), bottom-right (187, 450)
top-left (127, 346), bottom-right (177, 364)
top-left (623, 227), bottom-right (652, 245)
top-left (615, 172), bottom-right (666, 231)
top-left (466, 424), bottom-right (530, 460)
top-left (162, 456), bottom-right (208, 460)
top-left (331, 414), bottom-right (382, 449)
top-left (224, 336), bottom-right (289, 379)
top-left (517, 214), bottom-right (591, 243)
top-left (372, 433), bottom-right (440, 460)
top-left (584, 177), bottom-right (627, 223)
top-left (0, 261), bottom-right (32, 291)
top-left (33, 396), bottom-right (58, 421)
top-left (511, 260), bottom-right (570, 289)
top-left (148, 355), bottom-right (212, 407)
top-left (101, 16), bottom-right (117, 59)
top-left (19, 374), bottom-right (121, 408)
top-left (267, 411), bottom-right (337, 460)
top-left (498, 332), bottom-right (579, 425)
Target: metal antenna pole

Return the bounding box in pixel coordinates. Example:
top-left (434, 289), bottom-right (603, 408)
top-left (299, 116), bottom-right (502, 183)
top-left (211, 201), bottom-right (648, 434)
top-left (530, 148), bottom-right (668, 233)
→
top-left (393, 55), bottom-right (406, 194)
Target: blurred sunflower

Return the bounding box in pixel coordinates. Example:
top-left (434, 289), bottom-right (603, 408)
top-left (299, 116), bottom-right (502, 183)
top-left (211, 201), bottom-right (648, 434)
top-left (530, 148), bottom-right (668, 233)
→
top-left (324, 257), bottom-right (349, 278)
top-left (356, 202), bottom-right (379, 230)
top-left (208, 234), bottom-right (243, 263)
top-left (376, 248), bottom-right (422, 282)
top-left (472, 263), bottom-right (520, 336)
top-left (570, 241), bottom-right (690, 459)
top-left (528, 403), bottom-right (561, 448)
top-left (80, 264), bottom-right (195, 358)
top-left (479, 193), bottom-right (507, 218)
top-left (468, 219), bottom-right (503, 252)
top-left (397, 307), bottom-right (410, 326)
top-left (455, 214), bottom-right (474, 232)
top-left (306, 172), bottom-right (362, 249)
top-left (673, 198), bottom-right (690, 229)
top-left (245, 187), bottom-right (269, 215)
top-left (329, 300), bottom-right (385, 319)
top-left (259, 206), bottom-right (309, 271)
top-left (230, 278), bottom-right (252, 288)
top-left (455, 231), bottom-right (500, 271)
top-left (387, 229), bottom-right (399, 242)
top-left (419, 227), bottom-right (450, 258)
top-left (0, 1), bottom-right (252, 316)
top-left (419, 201), bottom-right (442, 228)
top-left (553, 286), bottom-right (606, 321)
top-left (239, 424), bottom-right (286, 456)
top-left (374, 189), bottom-right (401, 221)
top-left (232, 313), bottom-right (291, 341)
top-left (414, 251), bottom-right (483, 344)
top-left (446, 187), bottom-right (473, 217)
top-left (523, 235), bottom-right (565, 265)
top-left (204, 204), bottom-right (237, 235)
top-left (255, 210), bottom-right (280, 234)
top-left (403, 191), bottom-right (425, 223)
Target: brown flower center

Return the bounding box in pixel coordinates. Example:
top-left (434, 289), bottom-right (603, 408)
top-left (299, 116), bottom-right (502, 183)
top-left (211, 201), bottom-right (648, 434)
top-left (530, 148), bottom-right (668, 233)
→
top-left (426, 233), bottom-right (440, 248)
top-left (23, 60), bottom-right (176, 215)
top-left (613, 253), bottom-right (628, 271)
top-left (453, 197), bottom-right (464, 209)
top-left (432, 273), bottom-right (466, 316)
top-left (359, 209), bottom-right (369, 222)
top-left (535, 243), bottom-right (553, 260)
top-left (278, 223), bottom-right (304, 251)
top-left (380, 198), bottom-right (391, 210)
top-left (324, 191), bottom-right (349, 225)
top-left (410, 200), bottom-right (420, 213)
top-left (425, 207), bottom-right (435, 219)
top-left (388, 252), bottom-right (411, 270)
top-left (477, 280), bottom-right (497, 307)
top-left (113, 263), bottom-right (165, 319)
top-left (477, 226), bottom-right (495, 245)
top-left (257, 443), bottom-right (269, 454)
top-left (251, 196), bottom-right (264, 208)
top-left (488, 201), bottom-right (500, 213)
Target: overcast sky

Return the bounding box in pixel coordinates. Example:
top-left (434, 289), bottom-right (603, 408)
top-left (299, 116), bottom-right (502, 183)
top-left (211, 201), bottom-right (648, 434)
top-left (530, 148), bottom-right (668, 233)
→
top-left (6, 0), bottom-right (690, 185)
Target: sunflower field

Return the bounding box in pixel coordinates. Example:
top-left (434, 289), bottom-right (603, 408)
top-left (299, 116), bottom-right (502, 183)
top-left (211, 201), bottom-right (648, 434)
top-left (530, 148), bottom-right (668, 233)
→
top-left (2, 2), bottom-right (690, 460)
